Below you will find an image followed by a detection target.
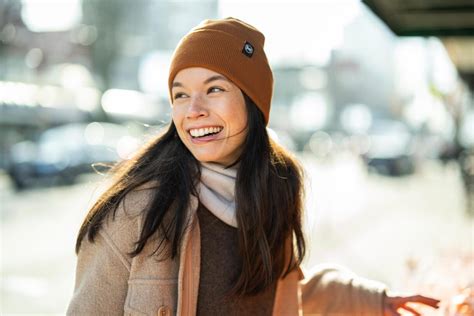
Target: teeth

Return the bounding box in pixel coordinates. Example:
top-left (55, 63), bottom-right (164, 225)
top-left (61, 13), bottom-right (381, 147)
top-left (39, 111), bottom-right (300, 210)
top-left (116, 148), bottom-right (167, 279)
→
top-left (189, 126), bottom-right (222, 137)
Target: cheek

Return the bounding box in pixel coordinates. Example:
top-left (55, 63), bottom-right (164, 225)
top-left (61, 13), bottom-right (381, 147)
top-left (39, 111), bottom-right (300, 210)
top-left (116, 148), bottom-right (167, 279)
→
top-left (171, 106), bottom-right (179, 121)
top-left (229, 108), bottom-right (247, 131)
top-left (171, 108), bottom-right (187, 139)
top-left (171, 107), bottom-right (184, 127)
top-left (225, 96), bottom-right (247, 129)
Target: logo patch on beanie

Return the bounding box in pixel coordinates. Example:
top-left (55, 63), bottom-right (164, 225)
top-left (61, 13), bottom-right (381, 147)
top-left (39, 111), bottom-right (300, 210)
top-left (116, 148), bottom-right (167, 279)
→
top-left (242, 41), bottom-right (254, 58)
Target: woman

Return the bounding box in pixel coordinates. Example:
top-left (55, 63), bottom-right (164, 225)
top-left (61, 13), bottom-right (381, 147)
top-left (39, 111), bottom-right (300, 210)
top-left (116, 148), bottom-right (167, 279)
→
top-left (67, 17), bottom-right (440, 315)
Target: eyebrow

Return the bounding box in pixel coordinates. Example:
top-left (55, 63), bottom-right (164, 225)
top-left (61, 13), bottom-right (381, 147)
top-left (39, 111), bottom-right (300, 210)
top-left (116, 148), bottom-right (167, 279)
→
top-left (172, 75), bottom-right (229, 88)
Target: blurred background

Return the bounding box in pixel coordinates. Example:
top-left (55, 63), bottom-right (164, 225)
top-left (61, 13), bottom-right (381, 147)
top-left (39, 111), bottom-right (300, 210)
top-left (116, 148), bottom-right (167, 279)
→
top-left (1, 0), bottom-right (473, 314)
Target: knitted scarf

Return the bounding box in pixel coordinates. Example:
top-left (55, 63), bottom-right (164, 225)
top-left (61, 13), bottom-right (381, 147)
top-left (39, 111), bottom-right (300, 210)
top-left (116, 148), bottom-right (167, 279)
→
top-left (198, 162), bottom-right (238, 228)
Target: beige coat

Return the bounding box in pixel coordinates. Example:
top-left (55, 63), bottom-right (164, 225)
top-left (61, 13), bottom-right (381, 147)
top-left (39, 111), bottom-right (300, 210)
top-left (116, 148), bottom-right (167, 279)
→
top-left (67, 185), bottom-right (387, 316)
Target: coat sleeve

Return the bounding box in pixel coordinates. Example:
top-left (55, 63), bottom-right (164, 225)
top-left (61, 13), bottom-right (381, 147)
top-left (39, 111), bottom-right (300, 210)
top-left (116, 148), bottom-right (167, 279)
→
top-left (66, 185), bottom-right (152, 315)
top-left (300, 264), bottom-right (387, 316)
top-left (66, 229), bottom-right (131, 315)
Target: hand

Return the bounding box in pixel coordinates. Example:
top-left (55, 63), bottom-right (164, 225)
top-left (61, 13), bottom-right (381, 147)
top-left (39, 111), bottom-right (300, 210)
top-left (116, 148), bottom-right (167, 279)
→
top-left (384, 292), bottom-right (441, 316)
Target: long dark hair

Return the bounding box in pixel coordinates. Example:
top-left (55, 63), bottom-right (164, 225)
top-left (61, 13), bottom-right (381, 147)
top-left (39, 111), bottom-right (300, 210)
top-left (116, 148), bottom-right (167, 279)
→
top-left (76, 93), bottom-right (306, 296)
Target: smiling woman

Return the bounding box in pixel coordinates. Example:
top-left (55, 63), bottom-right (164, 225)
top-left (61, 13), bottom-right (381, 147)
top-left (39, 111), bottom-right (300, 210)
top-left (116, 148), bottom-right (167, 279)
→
top-left (171, 68), bottom-right (248, 166)
top-left (66, 17), bottom-right (440, 316)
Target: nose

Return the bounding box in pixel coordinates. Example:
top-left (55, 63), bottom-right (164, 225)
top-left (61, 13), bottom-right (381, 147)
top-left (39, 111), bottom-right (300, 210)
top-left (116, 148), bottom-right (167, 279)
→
top-left (186, 95), bottom-right (208, 119)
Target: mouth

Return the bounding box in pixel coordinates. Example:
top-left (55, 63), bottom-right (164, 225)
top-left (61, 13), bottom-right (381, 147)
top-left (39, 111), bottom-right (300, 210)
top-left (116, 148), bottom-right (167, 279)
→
top-left (188, 126), bottom-right (223, 142)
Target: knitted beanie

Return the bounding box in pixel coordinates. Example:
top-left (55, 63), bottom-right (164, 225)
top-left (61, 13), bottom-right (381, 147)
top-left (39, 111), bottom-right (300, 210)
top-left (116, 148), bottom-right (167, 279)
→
top-left (168, 17), bottom-right (273, 124)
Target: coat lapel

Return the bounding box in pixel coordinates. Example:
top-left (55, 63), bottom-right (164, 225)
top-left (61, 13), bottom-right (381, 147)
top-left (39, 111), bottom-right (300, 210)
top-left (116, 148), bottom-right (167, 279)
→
top-left (176, 195), bottom-right (200, 316)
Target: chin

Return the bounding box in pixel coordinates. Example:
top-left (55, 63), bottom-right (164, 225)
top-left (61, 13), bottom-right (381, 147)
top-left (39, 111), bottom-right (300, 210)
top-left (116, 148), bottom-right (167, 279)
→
top-left (198, 157), bottom-right (224, 164)
top-left (192, 153), bottom-right (219, 163)
top-left (194, 154), bottom-right (231, 165)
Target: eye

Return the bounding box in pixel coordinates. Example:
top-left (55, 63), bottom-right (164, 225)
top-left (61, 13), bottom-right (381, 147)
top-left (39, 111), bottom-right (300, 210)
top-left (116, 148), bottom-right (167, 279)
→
top-left (208, 86), bottom-right (224, 93)
top-left (173, 92), bottom-right (187, 100)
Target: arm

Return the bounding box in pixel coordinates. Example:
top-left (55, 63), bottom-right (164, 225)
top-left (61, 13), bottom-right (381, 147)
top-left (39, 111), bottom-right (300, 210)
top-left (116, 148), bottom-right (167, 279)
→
top-left (66, 229), bottom-right (131, 315)
top-left (300, 264), bottom-right (387, 316)
top-left (299, 264), bottom-right (441, 316)
top-left (66, 186), bottom-right (149, 315)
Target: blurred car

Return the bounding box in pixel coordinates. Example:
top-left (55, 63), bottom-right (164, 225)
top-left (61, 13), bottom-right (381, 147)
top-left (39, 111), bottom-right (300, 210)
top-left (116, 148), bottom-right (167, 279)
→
top-left (361, 119), bottom-right (416, 176)
top-left (7, 122), bottom-right (140, 190)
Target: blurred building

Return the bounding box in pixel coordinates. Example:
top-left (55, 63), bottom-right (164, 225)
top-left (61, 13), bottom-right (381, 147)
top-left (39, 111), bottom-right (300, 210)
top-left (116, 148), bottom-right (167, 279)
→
top-left (361, 0), bottom-right (474, 151)
top-left (0, 0), bottom-right (218, 168)
top-left (328, 7), bottom-right (397, 125)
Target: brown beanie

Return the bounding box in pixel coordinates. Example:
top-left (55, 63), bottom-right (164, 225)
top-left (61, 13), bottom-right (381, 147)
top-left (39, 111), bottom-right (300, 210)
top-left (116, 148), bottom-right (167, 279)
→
top-left (168, 17), bottom-right (273, 124)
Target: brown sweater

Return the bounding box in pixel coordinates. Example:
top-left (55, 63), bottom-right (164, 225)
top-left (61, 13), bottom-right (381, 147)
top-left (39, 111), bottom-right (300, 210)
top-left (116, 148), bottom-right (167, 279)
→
top-left (197, 204), bottom-right (276, 315)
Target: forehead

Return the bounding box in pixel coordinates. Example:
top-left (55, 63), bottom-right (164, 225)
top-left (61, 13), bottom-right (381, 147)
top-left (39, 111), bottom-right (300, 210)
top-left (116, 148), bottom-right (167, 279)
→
top-left (172, 67), bottom-right (230, 86)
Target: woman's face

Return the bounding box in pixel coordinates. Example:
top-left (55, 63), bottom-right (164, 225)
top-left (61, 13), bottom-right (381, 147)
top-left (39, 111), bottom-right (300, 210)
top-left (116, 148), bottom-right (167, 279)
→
top-left (171, 67), bottom-right (248, 166)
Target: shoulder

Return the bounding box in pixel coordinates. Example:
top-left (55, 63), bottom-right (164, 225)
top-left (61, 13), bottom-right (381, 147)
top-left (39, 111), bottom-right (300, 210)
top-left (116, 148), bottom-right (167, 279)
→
top-left (113, 180), bottom-right (159, 219)
top-left (99, 181), bottom-right (160, 262)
